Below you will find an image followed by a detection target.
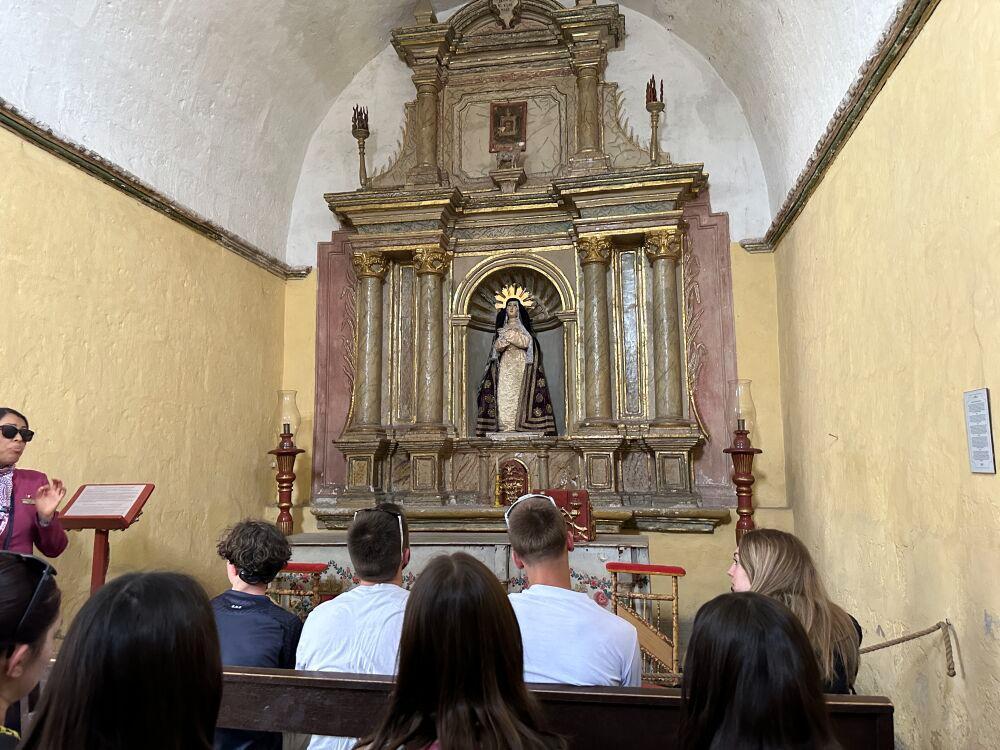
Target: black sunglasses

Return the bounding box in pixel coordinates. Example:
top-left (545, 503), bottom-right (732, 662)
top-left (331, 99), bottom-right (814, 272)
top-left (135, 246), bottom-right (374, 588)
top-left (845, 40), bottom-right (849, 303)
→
top-left (0, 425), bottom-right (34, 443)
top-left (1, 553), bottom-right (57, 645)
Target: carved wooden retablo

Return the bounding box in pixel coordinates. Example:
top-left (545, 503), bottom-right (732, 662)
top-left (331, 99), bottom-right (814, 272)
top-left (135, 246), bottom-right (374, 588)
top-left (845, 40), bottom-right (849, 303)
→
top-left (311, 0), bottom-right (739, 534)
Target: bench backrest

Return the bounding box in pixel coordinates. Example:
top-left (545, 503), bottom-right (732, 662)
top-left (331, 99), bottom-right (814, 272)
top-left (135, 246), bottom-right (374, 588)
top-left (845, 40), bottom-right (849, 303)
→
top-left (218, 667), bottom-right (894, 749)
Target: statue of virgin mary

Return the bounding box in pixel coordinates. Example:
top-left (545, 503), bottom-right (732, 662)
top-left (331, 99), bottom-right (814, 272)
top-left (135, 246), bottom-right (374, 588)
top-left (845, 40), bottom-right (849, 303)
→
top-left (475, 287), bottom-right (557, 435)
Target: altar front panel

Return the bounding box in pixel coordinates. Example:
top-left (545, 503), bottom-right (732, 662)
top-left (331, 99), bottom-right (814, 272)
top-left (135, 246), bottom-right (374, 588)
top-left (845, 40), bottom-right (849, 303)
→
top-left (282, 531), bottom-right (650, 616)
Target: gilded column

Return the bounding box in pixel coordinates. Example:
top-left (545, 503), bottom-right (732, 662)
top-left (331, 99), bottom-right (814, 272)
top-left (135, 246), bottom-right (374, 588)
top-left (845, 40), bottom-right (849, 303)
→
top-left (350, 252), bottom-right (388, 427)
top-left (572, 47), bottom-right (602, 157)
top-left (644, 228), bottom-right (684, 420)
top-left (413, 246), bottom-right (453, 425)
top-left (578, 237), bottom-right (613, 421)
top-left (410, 65), bottom-right (443, 185)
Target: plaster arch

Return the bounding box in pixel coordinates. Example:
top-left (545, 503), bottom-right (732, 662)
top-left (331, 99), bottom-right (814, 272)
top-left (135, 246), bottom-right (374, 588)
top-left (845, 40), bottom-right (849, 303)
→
top-left (0, 0), bottom-right (899, 261)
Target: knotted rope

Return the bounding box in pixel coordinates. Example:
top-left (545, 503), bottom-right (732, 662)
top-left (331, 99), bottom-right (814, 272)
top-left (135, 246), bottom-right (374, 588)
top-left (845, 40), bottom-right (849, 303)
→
top-left (859, 619), bottom-right (956, 677)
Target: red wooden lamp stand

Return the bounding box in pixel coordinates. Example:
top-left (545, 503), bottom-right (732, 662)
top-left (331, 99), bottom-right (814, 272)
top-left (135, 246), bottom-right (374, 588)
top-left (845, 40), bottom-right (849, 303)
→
top-left (724, 419), bottom-right (762, 542)
top-left (269, 424), bottom-right (304, 536)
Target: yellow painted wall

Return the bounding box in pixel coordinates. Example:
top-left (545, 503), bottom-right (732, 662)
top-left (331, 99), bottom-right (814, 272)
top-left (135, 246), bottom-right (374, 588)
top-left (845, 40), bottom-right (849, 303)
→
top-left (280, 274), bottom-right (320, 532)
top-left (773, 2), bottom-right (1000, 746)
top-left (0, 125), bottom-right (286, 622)
top-left (731, 243), bottom-right (787, 508)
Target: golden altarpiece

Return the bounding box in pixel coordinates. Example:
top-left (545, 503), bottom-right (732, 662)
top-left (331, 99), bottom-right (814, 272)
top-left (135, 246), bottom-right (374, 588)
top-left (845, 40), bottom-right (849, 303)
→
top-left (309, 0), bottom-right (738, 535)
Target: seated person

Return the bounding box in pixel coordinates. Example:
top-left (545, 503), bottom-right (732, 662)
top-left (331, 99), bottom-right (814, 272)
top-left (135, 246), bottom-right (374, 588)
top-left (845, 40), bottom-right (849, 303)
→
top-left (0, 553), bottom-right (61, 749)
top-left (506, 494), bottom-right (641, 687)
top-left (679, 592), bottom-right (838, 750)
top-left (357, 552), bottom-right (565, 750)
top-left (296, 503), bottom-right (411, 750)
top-left (728, 527), bottom-right (862, 693)
top-left (20, 572), bottom-right (222, 750)
top-left (212, 519), bottom-right (302, 750)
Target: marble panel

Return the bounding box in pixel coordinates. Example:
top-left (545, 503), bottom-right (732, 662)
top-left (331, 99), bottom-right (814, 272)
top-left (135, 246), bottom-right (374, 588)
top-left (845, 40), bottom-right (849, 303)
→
top-left (395, 265), bottom-right (416, 422)
top-left (452, 451), bottom-right (480, 493)
top-left (621, 449), bottom-right (653, 493)
top-left (389, 452), bottom-right (410, 493)
top-left (620, 251), bottom-right (642, 415)
top-left (548, 451), bottom-right (581, 489)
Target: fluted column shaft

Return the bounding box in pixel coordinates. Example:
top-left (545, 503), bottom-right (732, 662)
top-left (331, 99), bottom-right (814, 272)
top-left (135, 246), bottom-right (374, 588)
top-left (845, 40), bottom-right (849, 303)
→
top-left (414, 69), bottom-right (441, 170)
top-left (578, 237), bottom-right (613, 420)
top-left (573, 46), bottom-right (603, 155)
top-left (645, 229), bottom-right (684, 420)
top-left (351, 253), bottom-right (388, 427)
top-left (414, 247), bottom-right (452, 425)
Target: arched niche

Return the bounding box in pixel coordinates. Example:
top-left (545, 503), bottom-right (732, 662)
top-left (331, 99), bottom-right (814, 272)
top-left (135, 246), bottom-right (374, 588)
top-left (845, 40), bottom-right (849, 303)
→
top-left (450, 254), bottom-right (578, 438)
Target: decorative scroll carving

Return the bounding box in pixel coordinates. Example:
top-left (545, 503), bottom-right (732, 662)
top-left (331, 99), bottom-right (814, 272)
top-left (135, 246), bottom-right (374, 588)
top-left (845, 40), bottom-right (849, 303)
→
top-left (644, 228), bottom-right (683, 262)
top-left (682, 234), bottom-right (709, 440)
top-left (577, 236), bottom-right (613, 265)
top-left (412, 247), bottom-right (453, 276)
top-left (605, 86), bottom-right (653, 169)
top-left (491, 0), bottom-right (521, 29)
top-left (352, 252), bottom-right (389, 279)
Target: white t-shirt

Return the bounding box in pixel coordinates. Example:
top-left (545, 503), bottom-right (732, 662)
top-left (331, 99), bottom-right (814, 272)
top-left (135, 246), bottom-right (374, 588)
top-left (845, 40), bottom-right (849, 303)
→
top-left (296, 583), bottom-right (410, 750)
top-left (509, 584), bottom-right (642, 687)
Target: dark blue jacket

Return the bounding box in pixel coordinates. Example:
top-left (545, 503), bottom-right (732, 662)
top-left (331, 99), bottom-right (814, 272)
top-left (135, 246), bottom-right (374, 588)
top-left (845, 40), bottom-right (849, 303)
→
top-left (212, 590), bottom-right (303, 750)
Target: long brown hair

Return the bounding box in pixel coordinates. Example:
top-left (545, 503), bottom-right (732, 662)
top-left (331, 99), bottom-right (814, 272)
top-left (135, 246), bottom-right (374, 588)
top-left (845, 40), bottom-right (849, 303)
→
top-left (357, 552), bottom-right (564, 750)
top-left (738, 529), bottom-right (859, 688)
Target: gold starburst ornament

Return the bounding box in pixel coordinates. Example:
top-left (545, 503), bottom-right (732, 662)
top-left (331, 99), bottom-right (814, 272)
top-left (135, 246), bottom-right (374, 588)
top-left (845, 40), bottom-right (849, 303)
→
top-left (494, 284), bottom-right (534, 309)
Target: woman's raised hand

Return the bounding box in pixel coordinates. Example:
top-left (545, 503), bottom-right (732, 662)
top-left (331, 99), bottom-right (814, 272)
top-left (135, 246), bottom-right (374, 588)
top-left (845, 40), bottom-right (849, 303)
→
top-left (34, 478), bottom-right (66, 522)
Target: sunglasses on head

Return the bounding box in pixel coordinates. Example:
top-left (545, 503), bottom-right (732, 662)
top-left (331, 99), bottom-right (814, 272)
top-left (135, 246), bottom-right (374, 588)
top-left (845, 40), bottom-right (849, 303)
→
top-left (503, 493), bottom-right (558, 528)
top-left (0, 424), bottom-right (34, 442)
top-left (0, 553), bottom-right (57, 646)
top-left (353, 507), bottom-right (406, 559)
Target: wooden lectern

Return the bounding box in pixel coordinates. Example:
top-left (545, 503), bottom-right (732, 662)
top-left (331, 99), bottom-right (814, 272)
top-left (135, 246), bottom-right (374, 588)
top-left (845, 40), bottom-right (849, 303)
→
top-left (59, 484), bottom-right (154, 594)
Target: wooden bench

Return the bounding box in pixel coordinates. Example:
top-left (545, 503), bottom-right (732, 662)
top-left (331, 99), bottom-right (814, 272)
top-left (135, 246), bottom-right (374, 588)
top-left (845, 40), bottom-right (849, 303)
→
top-left (218, 667), bottom-right (894, 749)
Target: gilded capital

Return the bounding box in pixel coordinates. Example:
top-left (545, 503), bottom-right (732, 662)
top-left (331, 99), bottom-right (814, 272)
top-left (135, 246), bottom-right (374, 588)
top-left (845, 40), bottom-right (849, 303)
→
top-left (577, 236), bottom-right (613, 266)
top-left (413, 246), bottom-right (453, 275)
top-left (352, 252), bottom-right (389, 280)
top-left (644, 228), bottom-right (684, 263)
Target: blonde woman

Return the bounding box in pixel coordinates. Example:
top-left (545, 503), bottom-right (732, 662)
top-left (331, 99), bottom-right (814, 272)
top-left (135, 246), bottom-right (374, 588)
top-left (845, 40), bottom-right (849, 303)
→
top-left (727, 528), bottom-right (861, 694)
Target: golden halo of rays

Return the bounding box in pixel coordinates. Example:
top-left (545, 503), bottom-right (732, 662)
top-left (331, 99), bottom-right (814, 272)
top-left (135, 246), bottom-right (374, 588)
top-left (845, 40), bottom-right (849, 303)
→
top-left (494, 284), bottom-right (534, 310)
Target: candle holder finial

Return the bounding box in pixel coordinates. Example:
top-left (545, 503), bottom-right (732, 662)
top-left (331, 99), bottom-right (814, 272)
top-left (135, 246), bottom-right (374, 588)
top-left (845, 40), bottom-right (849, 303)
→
top-left (645, 74), bottom-right (666, 165)
top-left (351, 104), bottom-right (371, 190)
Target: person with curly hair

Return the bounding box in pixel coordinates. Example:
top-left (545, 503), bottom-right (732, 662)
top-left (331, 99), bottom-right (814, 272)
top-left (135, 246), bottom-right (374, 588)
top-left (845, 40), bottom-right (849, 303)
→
top-left (212, 519), bottom-right (301, 750)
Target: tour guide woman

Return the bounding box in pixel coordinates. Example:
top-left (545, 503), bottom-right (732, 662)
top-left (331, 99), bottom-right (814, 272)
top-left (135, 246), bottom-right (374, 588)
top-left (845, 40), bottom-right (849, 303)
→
top-left (0, 408), bottom-right (68, 558)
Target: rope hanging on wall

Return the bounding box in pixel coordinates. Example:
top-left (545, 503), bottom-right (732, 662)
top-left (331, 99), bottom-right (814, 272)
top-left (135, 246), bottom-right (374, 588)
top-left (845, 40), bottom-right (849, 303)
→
top-left (859, 620), bottom-right (956, 677)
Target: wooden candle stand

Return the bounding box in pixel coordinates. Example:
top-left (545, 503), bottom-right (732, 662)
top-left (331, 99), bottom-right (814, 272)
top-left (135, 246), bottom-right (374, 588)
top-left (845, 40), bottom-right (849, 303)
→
top-left (269, 425), bottom-right (304, 536)
top-left (724, 423), bottom-right (762, 541)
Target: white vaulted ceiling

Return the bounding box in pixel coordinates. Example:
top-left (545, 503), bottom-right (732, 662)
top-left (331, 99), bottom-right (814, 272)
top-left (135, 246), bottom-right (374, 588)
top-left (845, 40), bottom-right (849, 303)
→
top-left (0, 0), bottom-right (900, 262)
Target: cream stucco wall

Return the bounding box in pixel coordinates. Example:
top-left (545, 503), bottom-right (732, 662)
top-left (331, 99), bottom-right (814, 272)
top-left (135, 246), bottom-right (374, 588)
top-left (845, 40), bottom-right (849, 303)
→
top-left (0, 125), bottom-right (286, 622)
top-left (773, 2), bottom-right (1000, 747)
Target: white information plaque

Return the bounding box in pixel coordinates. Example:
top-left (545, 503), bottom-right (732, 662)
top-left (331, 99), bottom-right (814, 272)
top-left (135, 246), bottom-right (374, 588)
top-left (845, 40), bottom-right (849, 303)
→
top-left (964, 388), bottom-right (996, 474)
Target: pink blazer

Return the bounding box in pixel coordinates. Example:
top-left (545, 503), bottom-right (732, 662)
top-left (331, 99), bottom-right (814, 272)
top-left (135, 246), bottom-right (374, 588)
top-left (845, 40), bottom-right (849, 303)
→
top-left (5, 469), bottom-right (69, 557)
